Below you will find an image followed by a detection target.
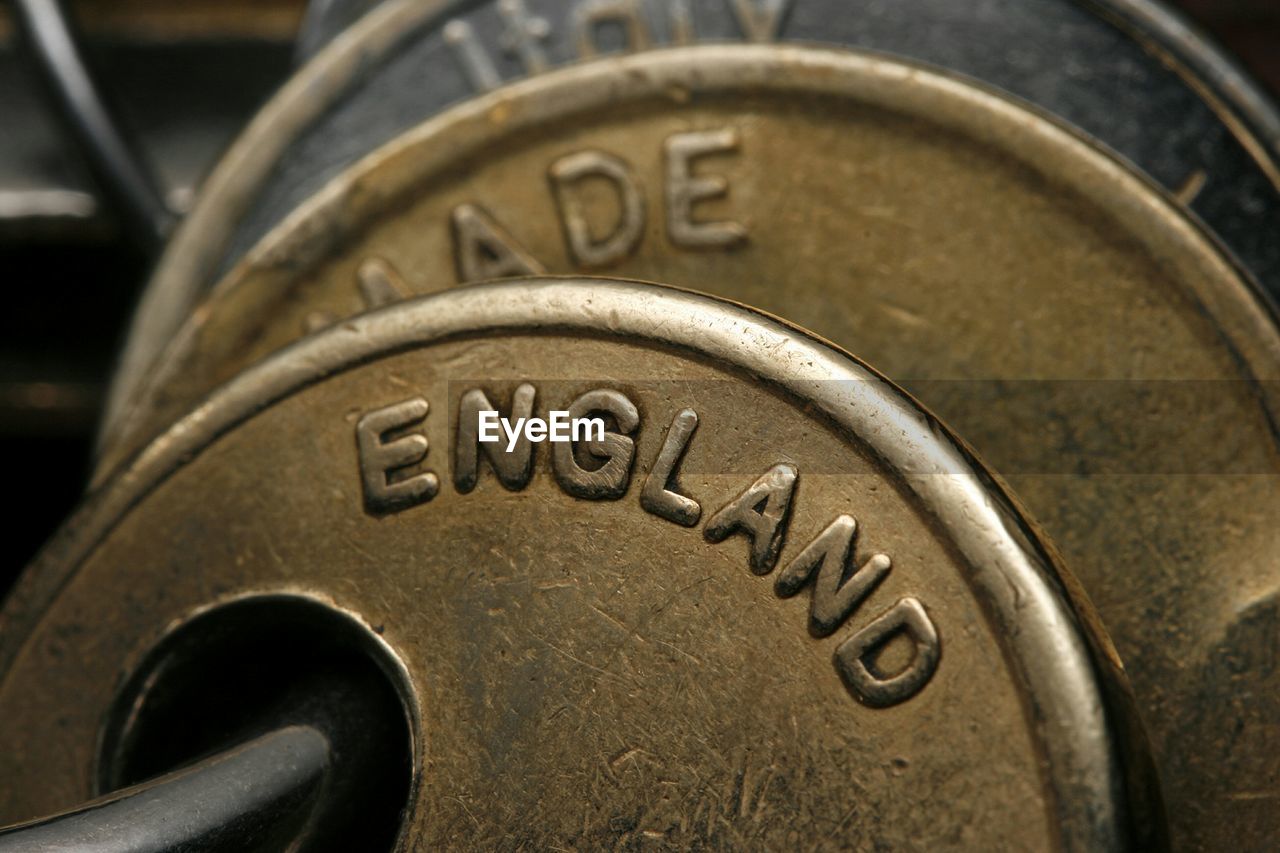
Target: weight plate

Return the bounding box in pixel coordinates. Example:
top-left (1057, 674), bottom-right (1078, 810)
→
top-left (102, 0), bottom-right (1280, 446)
top-left (0, 280), bottom-right (1158, 850)
top-left (100, 47), bottom-right (1280, 850)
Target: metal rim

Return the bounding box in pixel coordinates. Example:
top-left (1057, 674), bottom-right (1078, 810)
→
top-left (96, 43), bottom-right (1280, 480)
top-left (8, 278), bottom-right (1153, 850)
top-left (101, 0), bottom-right (1280, 458)
top-left (1085, 0), bottom-right (1280, 164)
top-left (102, 0), bottom-right (451, 448)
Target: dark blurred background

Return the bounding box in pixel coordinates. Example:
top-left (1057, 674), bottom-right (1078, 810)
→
top-left (0, 0), bottom-right (1276, 597)
top-left (1180, 0), bottom-right (1280, 88)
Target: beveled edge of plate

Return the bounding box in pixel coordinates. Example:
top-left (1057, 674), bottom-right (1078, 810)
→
top-left (7, 278), bottom-right (1158, 851)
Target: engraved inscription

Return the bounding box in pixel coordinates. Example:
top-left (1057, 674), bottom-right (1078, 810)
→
top-left (665, 128), bottom-right (748, 249)
top-left (704, 463), bottom-right (798, 575)
top-left (451, 203), bottom-right (547, 282)
top-left (357, 257), bottom-right (410, 309)
top-left (443, 19), bottom-right (501, 92)
top-left (304, 310), bottom-right (336, 333)
top-left (441, 0), bottom-right (795, 94)
top-left (574, 0), bottom-right (651, 57)
top-left (455, 383), bottom-right (538, 492)
top-left (775, 515), bottom-right (892, 637)
top-left (641, 408), bottom-right (701, 526)
top-left (552, 388), bottom-right (640, 499)
top-left (835, 597), bottom-right (941, 708)
top-left (356, 398), bottom-right (439, 513)
top-left (728, 0), bottom-right (793, 42)
top-left (548, 150), bottom-right (646, 268)
top-left (451, 128), bottom-right (747, 277)
top-left (351, 387), bottom-right (940, 706)
top-left (497, 0), bottom-right (552, 73)
top-left (667, 0), bottom-right (694, 44)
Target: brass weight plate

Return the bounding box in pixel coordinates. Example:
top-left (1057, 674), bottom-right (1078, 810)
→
top-left (101, 0), bottom-right (1280, 448)
top-left (101, 47), bottom-right (1280, 849)
top-left (0, 281), bottom-right (1156, 849)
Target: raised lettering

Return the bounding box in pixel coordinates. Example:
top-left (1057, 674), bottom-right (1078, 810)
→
top-left (303, 311), bottom-right (335, 333)
top-left (775, 515), bottom-right (892, 637)
top-left (574, 0), bottom-right (651, 57)
top-left (450, 203), bottom-right (547, 282)
top-left (728, 0), bottom-right (793, 42)
top-left (455, 383), bottom-right (537, 493)
top-left (553, 389), bottom-right (640, 499)
top-left (668, 0), bottom-right (694, 44)
top-left (549, 150), bottom-right (646, 268)
top-left (704, 463), bottom-right (797, 574)
top-left (835, 597), bottom-right (940, 708)
top-left (443, 18), bottom-right (501, 92)
top-left (665, 128), bottom-right (748, 249)
top-left (641, 408), bottom-right (701, 526)
top-left (356, 398), bottom-right (439, 514)
top-left (357, 257), bottom-right (410, 309)
top-left (497, 0), bottom-right (551, 72)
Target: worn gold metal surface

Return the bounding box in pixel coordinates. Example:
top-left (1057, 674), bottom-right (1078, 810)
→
top-left (101, 48), bottom-right (1280, 849)
top-left (0, 281), bottom-right (1158, 849)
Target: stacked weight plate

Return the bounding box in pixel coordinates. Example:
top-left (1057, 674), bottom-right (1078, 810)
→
top-left (2, 2), bottom-right (1278, 850)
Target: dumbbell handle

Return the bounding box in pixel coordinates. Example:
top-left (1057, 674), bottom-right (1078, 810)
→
top-left (0, 726), bottom-right (329, 853)
top-left (11, 0), bottom-right (176, 252)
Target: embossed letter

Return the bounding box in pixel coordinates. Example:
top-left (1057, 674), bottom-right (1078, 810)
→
top-left (443, 19), bottom-right (501, 91)
top-left (667, 0), bottom-right (694, 44)
top-left (574, 0), bottom-right (651, 57)
top-left (357, 257), bottom-right (410, 309)
top-left (549, 150), bottom-right (646, 268)
top-left (356, 398), bottom-right (439, 514)
top-left (641, 408), bottom-right (701, 526)
top-left (835, 597), bottom-right (940, 708)
top-left (728, 0), bottom-right (793, 42)
top-left (553, 389), bottom-right (640, 500)
top-left (455, 384), bottom-right (538, 493)
top-left (665, 129), bottom-right (748, 249)
top-left (775, 516), bottom-right (892, 637)
top-left (704, 463), bottom-right (797, 574)
top-left (497, 0), bottom-right (551, 73)
top-left (450, 203), bottom-right (547, 283)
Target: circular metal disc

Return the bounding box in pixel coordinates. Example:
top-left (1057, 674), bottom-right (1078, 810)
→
top-left (0, 280), bottom-right (1156, 850)
top-left (103, 0), bottom-right (1280, 447)
top-left (99, 47), bottom-right (1280, 849)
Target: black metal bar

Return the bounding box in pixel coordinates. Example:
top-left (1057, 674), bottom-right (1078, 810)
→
top-left (9, 0), bottom-right (176, 252)
top-left (0, 726), bottom-right (330, 853)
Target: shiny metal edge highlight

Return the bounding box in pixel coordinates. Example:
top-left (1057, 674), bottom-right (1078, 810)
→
top-left (101, 0), bottom-right (1280, 460)
top-left (10, 279), bottom-right (1145, 851)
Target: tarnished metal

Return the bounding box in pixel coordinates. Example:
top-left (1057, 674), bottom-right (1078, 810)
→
top-left (0, 0), bottom-right (301, 239)
top-left (0, 280), bottom-right (1161, 850)
top-left (103, 0), bottom-right (1280, 452)
top-left (0, 727), bottom-right (330, 853)
top-left (100, 48), bottom-right (1280, 850)
top-left (0, 2), bottom-right (1276, 848)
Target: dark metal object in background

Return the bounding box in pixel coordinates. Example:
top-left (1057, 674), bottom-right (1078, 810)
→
top-left (0, 594), bottom-right (414, 851)
top-left (0, 1), bottom-right (299, 593)
top-left (10, 0), bottom-right (174, 253)
top-left (0, 2), bottom-right (1275, 849)
top-left (104, 0), bottom-right (1280, 469)
top-left (0, 727), bottom-right (329, 853)
top-left (294, 0), bottom-right (380, 60)
top-left (0, 280), bottom-right (1164, 850)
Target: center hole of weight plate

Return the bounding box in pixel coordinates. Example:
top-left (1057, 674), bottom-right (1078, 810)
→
top-left (96, 594), bottom-right (415, 851)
